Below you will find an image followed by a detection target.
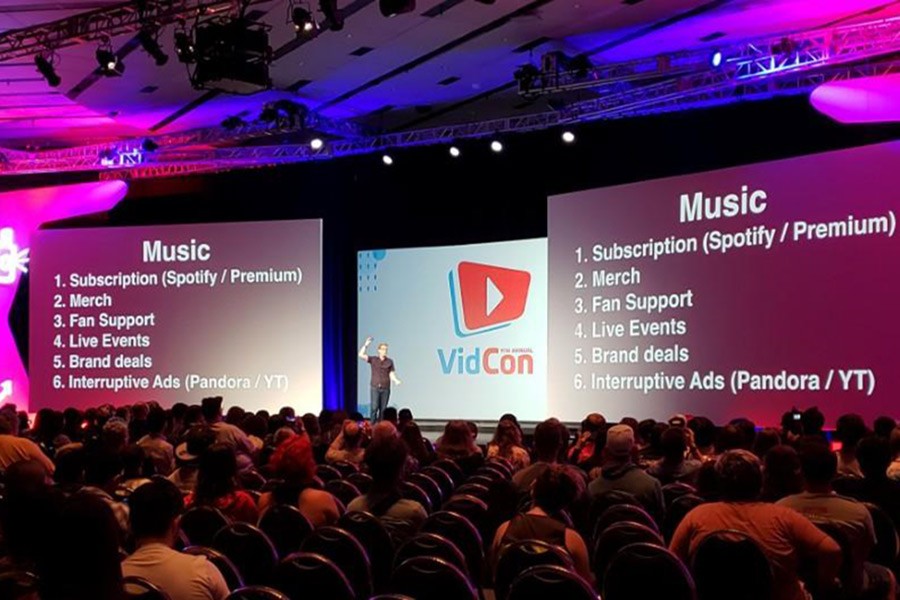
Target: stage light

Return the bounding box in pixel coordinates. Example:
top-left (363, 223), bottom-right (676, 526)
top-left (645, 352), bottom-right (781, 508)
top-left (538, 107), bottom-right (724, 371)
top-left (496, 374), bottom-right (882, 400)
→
top-left (138, 29), bottom-right (169, 66)
top-left (514, 63), bottom-right (540, 94)
top-left (292, 6), bottom-right (315, 33)
top-left (711, 50), bottom-right (723, 68)
top-left (562, 131), bottom-right (575, 143)
top-left (34, 54), bottom-right (61, 88)
top-left (310, 138), bottom-right (323, 150)
top-left (174, 30), bottom-right (196, 63)
top-left (96, 42), bottom-right (125, 76)
top-left (319, 0), bottom-right (344, 30)
top-left (382, 154), bottom-right (393, 166)
top-left (490, 140), bottom-right (503, 153)
top-left (449, 146), bottom-right (461, 158)
top-left (380, 0), bottom-right (415, 17)
top-left (221, 115), bottom-right (246, 130)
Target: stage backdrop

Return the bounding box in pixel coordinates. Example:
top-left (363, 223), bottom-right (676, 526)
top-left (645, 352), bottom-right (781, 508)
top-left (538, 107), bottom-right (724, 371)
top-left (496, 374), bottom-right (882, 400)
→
top-left (358, 239), bottom-right (547, 421)
top-left (549, 140), bottom-right (900, 425)
top-left (30, 219), bottom-right (322, 414)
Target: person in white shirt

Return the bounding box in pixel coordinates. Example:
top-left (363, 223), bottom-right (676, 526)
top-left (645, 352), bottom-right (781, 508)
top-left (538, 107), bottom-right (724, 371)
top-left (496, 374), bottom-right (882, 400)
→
top-left (122, 479), bottom-right (229, 600)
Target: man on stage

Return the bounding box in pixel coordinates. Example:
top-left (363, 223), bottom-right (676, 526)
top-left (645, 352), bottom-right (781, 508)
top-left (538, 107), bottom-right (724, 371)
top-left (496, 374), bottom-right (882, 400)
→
top-left (359, 336), bottom-right (401, 422)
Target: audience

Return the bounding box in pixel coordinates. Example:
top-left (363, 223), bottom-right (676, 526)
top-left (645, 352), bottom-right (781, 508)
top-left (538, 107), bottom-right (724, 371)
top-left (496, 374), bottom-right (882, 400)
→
top-left (185, 443), bottom-right (259, 524)
top-left (671, 450), bottom-right (841, 600)
top-left (486, 419), bottom-right (531, 471)
top-left (492, 464), bottom-right (593, 584)
top-left (0, 397), bottom-right (897, 600)
top-left (259, 433), bottom-right (341, 527)
top-left (588, 424), bottom-right (665, 523)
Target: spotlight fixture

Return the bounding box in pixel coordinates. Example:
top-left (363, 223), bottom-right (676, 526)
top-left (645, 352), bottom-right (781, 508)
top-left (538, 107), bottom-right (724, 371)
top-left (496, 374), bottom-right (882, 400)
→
top-left (221, 115), bottom-right (246, 130)
top-left (96, 40), bottom-right (125, 77)
top-left (711, 50), bottom-right (723, 68)
top-left (379, 0), bottom-right (415, 17)
top-left (138, 29), bottom-right (169, 66)
top-left (562, 131), bottom-right (575, 144)
top-left (513, 63), bottom-right (540, 95)
top-left (382, 154), bottom-right (394, 166)
top-left (490, 140), bottom-right (503, 153)
top-left (449, 146), bottom-right (460, 158)
top-left (34, 54), bottom-right (61, 88)
top-left (319, 0), bottom-right (344, 31)
top-left (174, 29), bottom-right (196, 63)
top-left (291, 6), bottom-right (316, 33)
top-left (310, 138), bottom-right (324, 150)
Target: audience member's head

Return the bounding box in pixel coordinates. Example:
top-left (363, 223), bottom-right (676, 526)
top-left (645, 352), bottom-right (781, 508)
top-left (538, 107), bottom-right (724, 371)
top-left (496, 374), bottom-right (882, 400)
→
top-left (225, 406), bottom-right (246, 426)
top-left (85, 450), bottom-right (124, 490)
top-left (146, 407), bottom-right (167, 436)
top-left (687, 416), bottom-right (716, 451)
top-left (605, 424), bottom-right (636, 464)
top-left (781, 409), bottom-right (804, 439)
top-left (797, 440), bottom-right (837, 489)
top-left (715, 424), bottom-right (744, 454)
top-left (54, 444), bottom-right (86, 488)
top-left (240, 414), bottom-right (267, 440)
top-left (372, 420), bottom-right (399, 443)
top-left (195, 443), bottom-right (238, 503)
top-left (302, 413), bottom-right (320, 437)
top-left (620, 417), bottom-right (639, 435)
top-left (874, 416), bottom-right (897, 440)
top-left (0, 411), bottom-right (16, 436)
top-left (533, 419), bottom-right (564, 462)
top-left (273, 427), bottom-right (297, 448)
top-left (279, 406), bottom-right (296, 421)
top-left (201, 396), bottom-right (224, 423)
top-left (382, 406), bottom-right (398, 425)
top-left (716, 449), bottom-right (763, 501)
top-left (184, 404), bottom-right (205, 428)
top-left (439, 420), bottom-right (479, 458)
top-left (101, 417), bottom-right (129, 452)
top-left (751, 427), bottom-right (782, 459)
top-left (270, 433), bottom-right (316, 485)
top-left (857, 435), bottom-right (892, 481)
top-left (491, 419), bottom-right (523, 452)
top-left (660, 426), bottom-right (689, 464)
top-left (400, 421), bottom-right (430, 463)
top-left (637, 419), bottom-right (657, 446)
top-left (177, 425), bottom-right (216, 467)
top-left (532, 464), bottom-right (577, 515)
top-left (129, 478), bottom-right (185, 544)
top-left (364, 433), bottom-right (409, 492)
top-left (41, 492), bottom-right (123, 600)
top-left (342, 420), bottom-right (364, 448)
top-left (835, 413), bottom-right (868, 453)
top-left (580, 413), bottom-right (606, 435)
top-left (171, 402), bottom-right (188, 424)
top-left (762, 445), bottom-right (803, 501)
top-left (121, 444), bottom-right (150, 480)
top-left (398, 408), bottom-right (413, 429)
top-left (729, 418), bottom-right (757, 449)
top-left (801, 406), bottom-right (826, 437)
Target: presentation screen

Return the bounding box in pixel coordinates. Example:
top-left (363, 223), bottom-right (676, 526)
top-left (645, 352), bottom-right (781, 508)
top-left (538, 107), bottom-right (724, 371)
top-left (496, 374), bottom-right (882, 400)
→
top-left (549, 141), bottom-right (900, 425)
top-left (358, 239), bottom-right (547, 421)
top-left (30, 219), bottom-right (322, 414)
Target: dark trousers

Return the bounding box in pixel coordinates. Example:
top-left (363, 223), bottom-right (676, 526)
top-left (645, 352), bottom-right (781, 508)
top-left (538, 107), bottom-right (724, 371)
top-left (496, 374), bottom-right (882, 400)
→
top-left (370, 386), bottom-right (391, 422)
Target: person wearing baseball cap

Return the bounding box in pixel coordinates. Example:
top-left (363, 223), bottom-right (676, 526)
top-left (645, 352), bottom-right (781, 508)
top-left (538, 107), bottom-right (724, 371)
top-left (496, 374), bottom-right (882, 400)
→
top-left (587, 423), bottom-right (664, 523)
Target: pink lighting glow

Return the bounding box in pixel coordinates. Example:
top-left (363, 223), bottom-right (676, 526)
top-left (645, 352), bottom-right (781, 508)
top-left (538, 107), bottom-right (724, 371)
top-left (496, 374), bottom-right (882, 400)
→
top-left (0, 181), bottom-right (128, 412)
top-left (810, 74), bottom-right (900, 124)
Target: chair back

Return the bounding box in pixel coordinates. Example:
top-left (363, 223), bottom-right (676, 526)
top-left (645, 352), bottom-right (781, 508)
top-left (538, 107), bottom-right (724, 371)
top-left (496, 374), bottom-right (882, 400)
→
top-left (422, 510), bottom-right (485, 581)
top-left (864, 502), bottom-right (899, 567)
top-left (272, 552), bottom-right (354, 600)
top-left (331, 461), bottom-right (359, 478)
top-left (184, 546), bottom-right (244, 591)
top-left (495, 540), bottom-right (573, 600)
top-left (815, 520), bottom-right (861, 596)
top-left (593, 503), bottom-right (659, 541)
top-left (391, 556), bottom-right (478, 600)
top-left (465, 474), bottom-right (495, 489)
top-left (476, 463), bottom-right (510, 481)
top-left (123, 576), bottom-right (172, 600)
top-left (429, 459), bottom-right (464, 488)
top-left (663, 494), bottom-right (705, 542)
top-left (603, 542), bottom-right (696, 600)
top-left (301, 525), bottom-right (373, 598)
top-left (181, 505), bottom-right (231, 547)
top-left (225, 585), bottom-right (291, 600)
top-left (238, 470), bottom-right (267, 491)
top-left (588, 489), bottom-right (641, 526)
top-left (420, 467), bottom-right (455, 499)
top-left (325, 479), bottom-right (362, 507)
top-left (338, 511), bottom-right (395, 592)
top-left (593, 521), bottom-right (663, 588)
top-left (212, 523), bottom-right (279, 586)
top-left (257, 504), bottom-right (314, 558)
top-left (400, 481), bottom-right (433, 513)
top-left (316, 464), bottom-right (342, 483)
top-left (455, 483), bottom-right (489, 501)
top-left (346, 472), bottom-right (373, 494)
top-left (507, 565), bottom-right (595, 600)
top-left (485, 458), bottom-right (514, 478)
top-left (692, 530), bottom-right (773, 600)
top-left (441, 494), bottom-right (489, 532)
top-left (408, 472), bottom-right (444, 510)
top-left (662, 482), bottom-right (698, 507)
top-left (395, 532), bottom-right (469, 576)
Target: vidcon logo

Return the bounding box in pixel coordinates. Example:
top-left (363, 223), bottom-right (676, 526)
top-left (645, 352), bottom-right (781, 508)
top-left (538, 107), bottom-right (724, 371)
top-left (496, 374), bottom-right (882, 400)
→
top-left (448, 261), bottom-right (531, 337)
top-left (439, 261), bottom-right (534, 376)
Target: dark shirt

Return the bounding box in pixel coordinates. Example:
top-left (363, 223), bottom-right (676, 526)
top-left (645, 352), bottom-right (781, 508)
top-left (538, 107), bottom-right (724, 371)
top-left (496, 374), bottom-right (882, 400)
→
top-left (368, 356), bottom-right (395, 388)
top-left (501, 513), bottom-right (567, 548)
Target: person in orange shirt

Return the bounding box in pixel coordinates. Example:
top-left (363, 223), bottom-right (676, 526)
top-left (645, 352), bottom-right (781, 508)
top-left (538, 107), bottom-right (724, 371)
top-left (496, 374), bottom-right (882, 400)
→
top-left (0, 411), bottom-right (54, 476)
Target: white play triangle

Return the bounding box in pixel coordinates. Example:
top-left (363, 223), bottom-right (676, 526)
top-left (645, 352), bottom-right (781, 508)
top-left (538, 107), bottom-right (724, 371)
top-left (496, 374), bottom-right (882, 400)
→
top-left (486, 276), bottom-right (504, 317)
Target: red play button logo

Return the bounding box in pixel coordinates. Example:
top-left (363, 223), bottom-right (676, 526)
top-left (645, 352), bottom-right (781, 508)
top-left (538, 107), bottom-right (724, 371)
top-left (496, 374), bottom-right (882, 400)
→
top-left (450, 261), bottom-right (531, 336)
